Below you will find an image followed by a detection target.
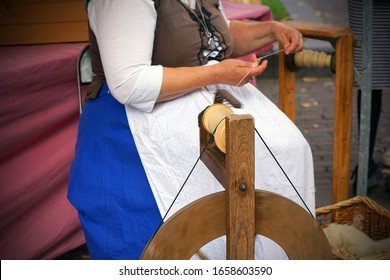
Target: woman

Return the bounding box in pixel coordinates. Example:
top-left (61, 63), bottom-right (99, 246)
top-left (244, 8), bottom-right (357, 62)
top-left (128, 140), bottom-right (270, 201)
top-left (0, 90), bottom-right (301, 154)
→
top-left (68, 0), bottom-right (314, 259)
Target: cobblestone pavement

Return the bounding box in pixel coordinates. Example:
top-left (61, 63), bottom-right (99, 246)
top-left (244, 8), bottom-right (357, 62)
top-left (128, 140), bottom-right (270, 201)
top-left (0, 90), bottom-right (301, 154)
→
top-left (281, 0), bottom-right (348, 25)
top-left (257, 76), bottom-right (390, 209)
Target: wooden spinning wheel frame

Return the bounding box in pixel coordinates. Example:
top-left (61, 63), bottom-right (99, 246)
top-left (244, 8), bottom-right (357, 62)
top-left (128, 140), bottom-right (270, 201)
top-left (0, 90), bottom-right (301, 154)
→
top-left (278, 21), bottom-right (354, 204)
top-left (141, 107), bottom-right (332, 260)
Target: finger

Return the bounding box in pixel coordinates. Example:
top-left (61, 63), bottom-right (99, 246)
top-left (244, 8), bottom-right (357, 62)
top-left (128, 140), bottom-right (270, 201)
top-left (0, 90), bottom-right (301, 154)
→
top-left (287, 32), bottom-right (303, 54)
top-left (237, 59), bottom-right (268, 86)
top-left (258, 59), bottom-right (268, 69)
top-left (249, 53), bottom-right (258, 65)
top-left (230, 58), bottom-right (254, 68)
top-left (297, 34), bottom-right (304, 52)
top-left (252, 60), bottom-right (268, 77)
top-left (284, 43), bottom-right (292, 55)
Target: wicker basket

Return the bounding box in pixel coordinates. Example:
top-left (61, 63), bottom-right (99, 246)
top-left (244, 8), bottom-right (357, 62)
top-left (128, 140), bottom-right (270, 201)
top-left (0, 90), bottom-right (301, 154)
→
top-left (316, 196), bottom-right (390, 260)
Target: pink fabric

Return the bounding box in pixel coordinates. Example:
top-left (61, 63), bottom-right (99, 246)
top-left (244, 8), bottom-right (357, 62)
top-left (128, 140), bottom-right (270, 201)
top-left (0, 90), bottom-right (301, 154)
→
top-left (222, 0), bottom-right (272, 22)
top-left (0, 43), bottom-right (88, 259)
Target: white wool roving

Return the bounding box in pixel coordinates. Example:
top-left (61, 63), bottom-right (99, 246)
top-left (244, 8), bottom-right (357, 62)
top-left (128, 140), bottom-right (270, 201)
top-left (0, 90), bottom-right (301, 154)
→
top-left (323, 223), bottom-right (390, 258)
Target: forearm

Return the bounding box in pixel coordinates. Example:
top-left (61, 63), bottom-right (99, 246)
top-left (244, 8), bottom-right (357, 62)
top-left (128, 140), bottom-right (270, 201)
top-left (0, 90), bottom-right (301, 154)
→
top-left (157, 57), bottom-right (268, 103)
top-left (229, 20), bottom-right (276, 57)
top-left (230, 20), bottom-right (304, 57)
top-left (157, 65), bottom-right (217, 102)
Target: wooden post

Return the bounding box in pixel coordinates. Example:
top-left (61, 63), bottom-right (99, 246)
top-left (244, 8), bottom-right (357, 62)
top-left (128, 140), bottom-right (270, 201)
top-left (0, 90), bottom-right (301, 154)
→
top-left (278, 47), bottom-right (296, 122)
top-left (200, 112), bottom-right (255, 260)
top-left (279, 21), bottom-right (354, 204)
top-left (225, 115), bottom-right (255, 260)
top-left (332, 32), bottom-right (354, 203)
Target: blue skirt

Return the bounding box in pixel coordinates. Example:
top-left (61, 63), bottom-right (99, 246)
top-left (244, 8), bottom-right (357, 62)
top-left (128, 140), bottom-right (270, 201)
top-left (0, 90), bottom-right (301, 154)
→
top-left (68, 83), bottom-right (162, 259)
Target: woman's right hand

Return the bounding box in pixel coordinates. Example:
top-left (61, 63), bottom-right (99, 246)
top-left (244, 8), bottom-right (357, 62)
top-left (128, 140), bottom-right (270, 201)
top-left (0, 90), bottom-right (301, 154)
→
top-left (213, 54), bottom-right (268, 87)
top-left (158, 54), bottom-right (268, 103)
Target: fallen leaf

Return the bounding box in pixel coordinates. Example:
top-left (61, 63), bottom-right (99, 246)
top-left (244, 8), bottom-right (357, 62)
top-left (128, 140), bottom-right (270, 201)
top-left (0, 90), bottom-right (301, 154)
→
top-left (323, 81), bottom-right (334, 87)
top-left (374, 147), bottom-right (385, 153)
top-left (300, 101), bottom-right (319, 108)
top-left (302, 77), bottom-right (318, 83)
top-left (300, 102), bottom-right (312, 108)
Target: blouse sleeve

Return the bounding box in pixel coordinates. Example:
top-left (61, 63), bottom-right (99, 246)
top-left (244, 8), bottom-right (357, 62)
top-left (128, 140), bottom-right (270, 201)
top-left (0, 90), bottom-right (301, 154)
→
top-left (219, 0), bottom-right (231, 27)
top-left (88, 0), bottom-right (162, 112)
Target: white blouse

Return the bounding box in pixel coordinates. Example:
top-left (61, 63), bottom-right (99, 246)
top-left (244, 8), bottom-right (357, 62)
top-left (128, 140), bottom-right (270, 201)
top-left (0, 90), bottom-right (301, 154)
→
top-left (88, 0), bottom-right (162, 112)
top-left (87, 0), bottom-right (228, 112)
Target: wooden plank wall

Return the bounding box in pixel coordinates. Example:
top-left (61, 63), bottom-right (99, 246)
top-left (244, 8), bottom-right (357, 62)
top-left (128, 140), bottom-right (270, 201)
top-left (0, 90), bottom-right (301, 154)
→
top-left (0, 0), bottom-right (88, 45)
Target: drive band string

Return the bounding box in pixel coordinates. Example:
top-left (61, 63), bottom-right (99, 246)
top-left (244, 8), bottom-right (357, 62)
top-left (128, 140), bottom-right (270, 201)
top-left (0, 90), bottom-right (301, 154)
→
top-left (236, 49), bottom-right (285, 86)
top-left (150, 102), bottom-right (315, 244)
top-left (149, 119), bottom-right (223, 242)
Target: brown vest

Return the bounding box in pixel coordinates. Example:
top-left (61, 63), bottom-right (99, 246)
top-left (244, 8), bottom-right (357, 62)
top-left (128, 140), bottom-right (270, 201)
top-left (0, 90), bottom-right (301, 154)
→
top-left (86, 0), bottom-right (233, 100)
top-left (152, 0), bottom-right (233, 67)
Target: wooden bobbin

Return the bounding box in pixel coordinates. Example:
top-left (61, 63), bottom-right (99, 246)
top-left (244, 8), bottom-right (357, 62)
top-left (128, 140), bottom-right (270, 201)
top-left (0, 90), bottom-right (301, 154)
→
top-left (286, 49), bottom-right (336, 73)
top-left (201, 103), bottom-right (234, 153)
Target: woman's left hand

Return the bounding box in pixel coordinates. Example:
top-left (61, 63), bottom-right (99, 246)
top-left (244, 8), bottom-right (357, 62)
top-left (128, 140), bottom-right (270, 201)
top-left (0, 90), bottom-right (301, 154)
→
top-left (271, 21), bottom-right (304, 55)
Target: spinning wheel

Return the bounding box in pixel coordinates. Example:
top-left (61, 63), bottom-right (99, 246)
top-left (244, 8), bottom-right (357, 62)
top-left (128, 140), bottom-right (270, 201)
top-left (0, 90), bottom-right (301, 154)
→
top-left (141, 191), bottom-right (332, 260)
top-left (141, 104), bottom-right (332, 260)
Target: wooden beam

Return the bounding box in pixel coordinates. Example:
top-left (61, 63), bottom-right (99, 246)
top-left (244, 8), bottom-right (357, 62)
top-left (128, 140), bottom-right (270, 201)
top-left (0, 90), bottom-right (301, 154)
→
top-left (278, 21), bottom-right (354, 204)
top-left (332, 32), bottom-right (354, 204)
top-left (226, 114), bottom-right (255, 260)
top-left (0, 0), bottom-right (88, 45)
top-left (278, 47), bottom-right (296, 122)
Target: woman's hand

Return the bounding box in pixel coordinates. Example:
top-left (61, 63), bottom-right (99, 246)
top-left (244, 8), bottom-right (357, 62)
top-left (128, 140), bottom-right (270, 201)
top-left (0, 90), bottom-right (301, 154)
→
top-left (158, 54), bottom-right (266, 102)
top-left (229, 20), bottom-right (303, 57)
top-left (271, 21), bottom-right (304, 55)
top-left (212, 54), bottom-right (268, 87)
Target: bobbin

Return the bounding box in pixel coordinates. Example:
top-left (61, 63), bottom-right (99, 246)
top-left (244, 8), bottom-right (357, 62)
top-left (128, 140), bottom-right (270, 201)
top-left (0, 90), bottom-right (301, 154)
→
top-left (286, 49), bottom-right (336, 73)
top-left (200, 103), bottom-right (234, 153)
